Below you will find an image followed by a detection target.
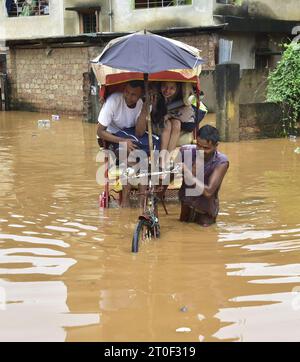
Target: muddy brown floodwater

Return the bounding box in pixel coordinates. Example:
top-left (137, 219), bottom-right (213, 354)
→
top-left (1, 111), bottom-right (300, 342)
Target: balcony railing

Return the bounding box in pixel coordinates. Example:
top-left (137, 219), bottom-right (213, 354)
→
top-left (134, 0), bottom-right (192, 9)
top-left (6, 0), bottom-right (49, 17)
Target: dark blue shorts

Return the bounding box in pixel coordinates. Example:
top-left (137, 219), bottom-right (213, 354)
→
top-left (113, 127), bottom-right (160, 155)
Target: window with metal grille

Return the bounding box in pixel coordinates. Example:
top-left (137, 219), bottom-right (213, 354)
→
top-left (82, 13), bottom-right (97, 33)
top-left (6, 0), bottom-right (49, 17)
top-left (134, 0), bottom-right (192, 9)
top-left (216, 0), bottom-right (238, 4)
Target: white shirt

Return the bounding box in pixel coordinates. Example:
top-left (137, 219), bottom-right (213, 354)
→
top-left (98, 92), bottom-right (143, 134)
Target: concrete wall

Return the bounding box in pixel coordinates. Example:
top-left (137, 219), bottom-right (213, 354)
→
top-left (198, 70), bottom-right (215, 112)
top-left (239, 102), bottom-right (283, 140)
top-left (111, 0), bottom-right (214, 32)
top-left (199, 68), bottom-right (268, 113)
top-left (0, 0), bottom-right (64, 40)
top-left (218, 32), bottom-right (256, 70)
top-left (203, 30), bottom-right (289, 74)
top-left (0, 0), bottom-right (111, 39)
top-left (214, 0), bottom-right (300, 21)
top-left (230, 33), bottom-right (256, 70)
top-left (1, 0), bottom-right (299, 41)
top-left (64, 0), bottom-right (80, 35)
top-left (247, 0), bottom-right (300, 21)
top-left (1, 0), bottom-right (215, 40)
top-left (239, 68), bottom-right (268, 104)
top-left (64, 0), bottom-right (215, 34)
top-left (63, 0), bottom-right (111, 35)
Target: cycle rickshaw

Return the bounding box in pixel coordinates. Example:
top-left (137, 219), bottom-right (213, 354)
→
top-left (91, 31), bottom-right (204, 252)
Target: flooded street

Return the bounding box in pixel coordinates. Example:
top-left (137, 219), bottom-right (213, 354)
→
top-left (1, 111), bottom-right (300, 342)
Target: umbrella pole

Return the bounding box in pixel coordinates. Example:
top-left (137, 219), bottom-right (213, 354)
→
top-left (144, 73), bottom-right (155, 173)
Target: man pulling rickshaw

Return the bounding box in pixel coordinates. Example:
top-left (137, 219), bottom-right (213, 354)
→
top-left (92, 31), bottom-right (229, 251)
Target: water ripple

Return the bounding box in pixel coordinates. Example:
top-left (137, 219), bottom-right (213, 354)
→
top-left (0, 234), bottom-right (69, 248)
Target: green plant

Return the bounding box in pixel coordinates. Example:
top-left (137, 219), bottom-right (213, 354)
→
top-left (267, 42), bottom-right (300, 136)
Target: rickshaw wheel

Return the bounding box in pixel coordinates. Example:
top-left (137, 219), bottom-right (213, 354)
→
top-left (132, 219), bottom-right (160, 253)
top-left (132, 219), bottom-right (150, 253)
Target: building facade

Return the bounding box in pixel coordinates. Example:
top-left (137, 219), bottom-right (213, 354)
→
top-left (0, 0), bottom-right (220, 116)
top-left (0, 0), bottom-right (215, 39)
top-left (0, 0), bottom-right (299, 117)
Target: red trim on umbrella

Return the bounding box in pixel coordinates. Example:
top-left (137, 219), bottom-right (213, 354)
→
top-left (99, 71), bottom-right (200, 100)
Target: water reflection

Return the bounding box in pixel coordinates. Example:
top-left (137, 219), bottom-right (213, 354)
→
top-left (0, 247), bottom-right (76, 275)
top-left (0, 233), bottom-right (69, 248)
top-left (214, 291), bottom-right (300, 342)
top-left (0, 280), bottom-right (100, 342)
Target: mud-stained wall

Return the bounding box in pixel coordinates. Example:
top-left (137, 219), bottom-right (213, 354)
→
top-left (239, 102), bottom-right (283, 140)
top-left (247, 0), bottom-right (300, 21)
top-left (63, 0), bottom-right (81, 35)
top-left (214, 0), bottom-right (300, 21)
top-left (111, 0), bottom-right (214, 32)
top-left (199, 67), bottom-right (268, 114)
top-left (64, 0), bottom-right (215, 34)
top-left (63, 0), bottom-right (110, 35)
top-left (0, 0), bottom-right (107, 40)
top-left (1, 0), bottom-right (215, 40)
top-left (219, 32), bottom-right (256, 70)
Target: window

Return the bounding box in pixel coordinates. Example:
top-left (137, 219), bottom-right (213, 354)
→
top-left (216, 0), bottom-right (241, 4)
top-left (82, 13), bottom-right (97, 34)
top-left (77, 9), bottom-right (100, 34)
top-left (6, 0), bottom-right (49, 17)
top-left (66, 6), bottom-right (100, 34)
top-left (134, 0), bottom-right (192, 9)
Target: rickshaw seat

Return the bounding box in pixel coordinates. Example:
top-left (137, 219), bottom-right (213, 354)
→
top-left (176, 131), bottom-right (193, 147)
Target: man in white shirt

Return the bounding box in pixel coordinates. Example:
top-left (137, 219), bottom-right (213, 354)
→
top-left (97, 81), bottom-right (160, 207)
top-left (97, 80), bottom-right (160, 154)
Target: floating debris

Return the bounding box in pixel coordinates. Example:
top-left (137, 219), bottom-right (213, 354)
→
top-left (289, 135), bottom-right (297, 142)
top-left (51, 114), bottom-right (60, 121)
top-left (180, 306), bottom-right (188, 313)
top-left (197, 314), bottom-right (205, 321)
top-left (37, 120), bottom-right (50, 128)
top-left (294, 147), bottom-right (300, 154)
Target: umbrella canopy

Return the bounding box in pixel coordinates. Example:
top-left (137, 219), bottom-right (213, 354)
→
top-left (91, 30), bottom-right (204, 74)
top-left (92, 64), bottom-right (201, 89)
top-left (92, 31), bottom-right (204, 168)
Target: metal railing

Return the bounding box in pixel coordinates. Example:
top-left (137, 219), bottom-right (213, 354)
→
top-left (134, 0), bottom-right (191, 9)
top-left (6, 0), bottom-right (49, 17)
